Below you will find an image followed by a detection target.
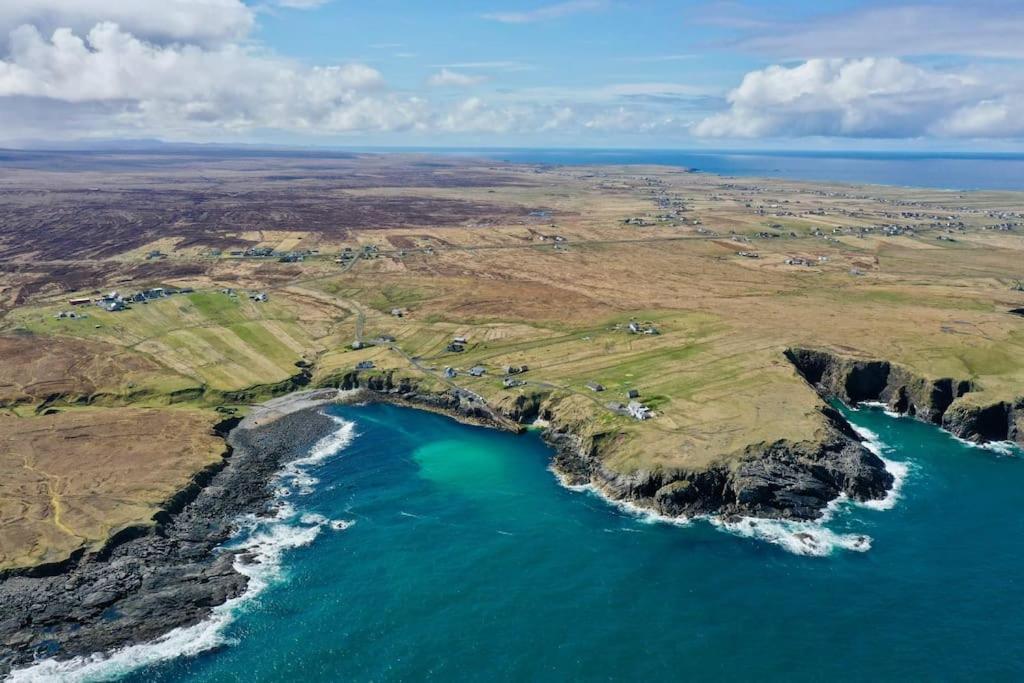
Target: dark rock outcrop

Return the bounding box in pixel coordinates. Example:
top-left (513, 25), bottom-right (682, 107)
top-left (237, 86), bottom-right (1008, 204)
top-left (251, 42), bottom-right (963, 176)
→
top-left (785, 347), bottom-right (1020, 446)
top-left (0, 408), bottom-right (337, 676)
top-left (547, 410), bottom-right (893, 522)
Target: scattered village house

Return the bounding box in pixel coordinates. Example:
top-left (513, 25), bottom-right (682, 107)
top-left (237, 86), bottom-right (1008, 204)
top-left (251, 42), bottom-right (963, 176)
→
top-left (628, 401), bottom-right (653, 420)
top-left (447, 335), bottom-right (468, 353)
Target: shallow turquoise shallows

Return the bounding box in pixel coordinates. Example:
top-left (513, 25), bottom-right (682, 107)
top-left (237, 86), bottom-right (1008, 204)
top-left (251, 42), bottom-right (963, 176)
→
top-left (124, 403), bottom-right (1023, 682)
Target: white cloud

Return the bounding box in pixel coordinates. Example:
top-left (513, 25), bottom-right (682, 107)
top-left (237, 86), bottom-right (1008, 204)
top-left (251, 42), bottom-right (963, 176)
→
top-left (694, 57), bottom-right (1024, 139)
top-left (937, 96), bottom-right (1024, 138)
top-left (0, 22), bottom-right (425, 135)
top-left (427, 68), bottom-right (487, 88)
top-left (0, 17), bottom-right (687, 141)
top-left (483, 0), bottom-right (608, 24)
top-left (720, 2), bottom-right (1024, 60)
top-left (0, 0), bottom-right (253, 47)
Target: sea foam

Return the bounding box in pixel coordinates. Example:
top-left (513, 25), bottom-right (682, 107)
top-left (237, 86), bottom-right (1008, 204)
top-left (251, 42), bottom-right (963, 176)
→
top-left (9, 413), bottom-right (358, 683)
top-left (549, 430), bottom-right (912, 557)
top-left (849, 424), bottom-right (911, 511)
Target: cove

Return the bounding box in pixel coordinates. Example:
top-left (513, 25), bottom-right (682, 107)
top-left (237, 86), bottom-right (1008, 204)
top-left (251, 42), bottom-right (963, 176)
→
top-left (110, 402), bottom-right (1024, 681)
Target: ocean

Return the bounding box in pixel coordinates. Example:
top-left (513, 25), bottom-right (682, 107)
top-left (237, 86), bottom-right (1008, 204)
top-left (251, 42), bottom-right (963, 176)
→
top-left (401, 148), bottom-right (1024, 191)
top-left (28, 402), bottom-right (1023, 681)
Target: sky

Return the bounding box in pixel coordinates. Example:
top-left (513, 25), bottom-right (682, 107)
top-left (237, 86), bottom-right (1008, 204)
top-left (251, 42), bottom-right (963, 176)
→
top-left (1, 0), bottom-right (1024, 149)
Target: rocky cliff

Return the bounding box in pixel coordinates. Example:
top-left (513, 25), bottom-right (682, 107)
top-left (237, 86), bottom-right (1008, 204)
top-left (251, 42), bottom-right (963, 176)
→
top-left (785, 348), bottom-right (1022, 445)
top-left (547, 406), bottom-right (892, 521)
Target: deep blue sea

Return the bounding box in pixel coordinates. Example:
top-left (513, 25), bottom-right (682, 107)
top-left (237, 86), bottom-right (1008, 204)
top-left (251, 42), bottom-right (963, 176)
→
top-left (410, 148), bottom-right (1024, 191)
top-left (22, 402), bottom-right (1024, 681)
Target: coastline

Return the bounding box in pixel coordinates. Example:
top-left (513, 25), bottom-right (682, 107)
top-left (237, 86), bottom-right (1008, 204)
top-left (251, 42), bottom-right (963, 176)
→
top-left (0, 389), bottom-right (349, 677)
top-left (4, 359), bottom-right (1017, 675)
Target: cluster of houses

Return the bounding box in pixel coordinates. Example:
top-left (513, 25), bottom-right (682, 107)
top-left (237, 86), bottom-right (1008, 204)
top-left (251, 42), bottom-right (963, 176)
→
top-left (226, 247), bottom-right (315, 262)
top-left (783, 256), bottom-right (827, 267)
top-left (442, 361), bottom-right (530, 387)
top-left (605, 389), bottom-right (654, 421)
top-left (441, 364), bottom-right (486, 378)
top-left (501, 366), bottom-right (528, 387)
top-left (335, 245), bottom-right (380, 265)
top-left (54, 309), bottom-right (88, 320)
top-left (218, 288), bottom-right (268, 302)
top-left (68, 287), bottom-right (194, 313)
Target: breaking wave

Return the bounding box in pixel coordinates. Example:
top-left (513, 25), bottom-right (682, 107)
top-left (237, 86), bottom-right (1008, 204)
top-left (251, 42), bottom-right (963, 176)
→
top-left (9, 414), bottom-right (358, 683)
top-left (850, 424), bottom-right (911, 511)
top-left (550, 427), bottom-right (913, 557)
top-left (709, 514), bottom-right (871, 557)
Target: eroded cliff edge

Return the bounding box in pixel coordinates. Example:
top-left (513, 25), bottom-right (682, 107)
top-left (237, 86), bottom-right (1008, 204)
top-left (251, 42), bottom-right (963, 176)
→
top-left (785, 348), bottom-right (1023, 445)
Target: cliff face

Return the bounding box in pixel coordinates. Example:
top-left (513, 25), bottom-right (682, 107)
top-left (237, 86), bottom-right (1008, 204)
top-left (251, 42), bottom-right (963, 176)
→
top-left (785, 348), bottom-right (1022, 445)
top-left (333, 370), bottom-right (894, 522)
top-left (548, 407), bottom-right (892, 521)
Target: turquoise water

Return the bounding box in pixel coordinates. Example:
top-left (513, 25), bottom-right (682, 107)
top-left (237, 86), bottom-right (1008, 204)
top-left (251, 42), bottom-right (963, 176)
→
top-left (56, 403), bottom-right (1024, 680)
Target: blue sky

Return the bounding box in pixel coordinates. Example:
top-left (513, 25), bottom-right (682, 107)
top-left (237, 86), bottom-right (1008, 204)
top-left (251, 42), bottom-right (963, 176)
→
top-left (1, 1), bottom-right (1023, 148)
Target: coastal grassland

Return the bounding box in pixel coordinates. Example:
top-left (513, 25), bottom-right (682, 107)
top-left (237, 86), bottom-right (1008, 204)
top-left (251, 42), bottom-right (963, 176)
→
top-left (1, 153), bottom-right (1023, 576)
top-left (0, 406), bottom-right (223, 571)
top-left (2, 291), bottom-right (335, 392)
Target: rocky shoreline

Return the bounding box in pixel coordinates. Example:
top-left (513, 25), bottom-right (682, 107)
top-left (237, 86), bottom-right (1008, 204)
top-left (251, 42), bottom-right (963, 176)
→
top-left (339, 371), bottom-right (895, 522)
top-left (0, 391), bottom-right (343, 677)
top-left (0, 359), bottom-right (936, 675)
top-left (544, 407), bottom-right (893, 522)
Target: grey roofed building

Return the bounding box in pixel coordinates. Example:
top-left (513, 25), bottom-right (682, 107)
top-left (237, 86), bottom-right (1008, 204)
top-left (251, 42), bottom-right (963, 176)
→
top-left (585, 382), bottom-right (605, 392)
top-left (468, 366), bottom-right (486, 377)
